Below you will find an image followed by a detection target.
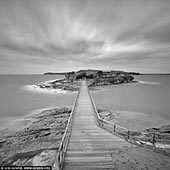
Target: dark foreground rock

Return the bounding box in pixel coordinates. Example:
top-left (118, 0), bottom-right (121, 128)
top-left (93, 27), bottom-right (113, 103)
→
top-left (0, 107), bottom-right (71, 166)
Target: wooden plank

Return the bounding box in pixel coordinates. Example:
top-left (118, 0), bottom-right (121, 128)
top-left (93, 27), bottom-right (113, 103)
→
top-left (63, 81), bottom-right (130, 170)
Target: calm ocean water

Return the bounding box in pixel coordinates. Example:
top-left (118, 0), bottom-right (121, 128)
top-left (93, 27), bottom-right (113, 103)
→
top-left (92, 75), bottom-right (170, 128)
top-left (0, 74), bottom-right (169, 129)
top-left (0, 75), bottom-right (76, 127)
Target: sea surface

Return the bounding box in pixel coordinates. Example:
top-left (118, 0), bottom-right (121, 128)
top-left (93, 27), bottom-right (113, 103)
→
top-left (0, 75), bottom-right (76, 128)
top-left (0, 74), bottom-right (170, 130)
top-left (92, 75), bottom-right (170, 130)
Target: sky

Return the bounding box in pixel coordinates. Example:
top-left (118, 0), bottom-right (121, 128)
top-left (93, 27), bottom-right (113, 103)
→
top-left (0, 0), bottom-right (170, 74)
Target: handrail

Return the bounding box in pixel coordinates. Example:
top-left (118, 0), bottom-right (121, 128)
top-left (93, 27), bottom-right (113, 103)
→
top-left (52, 88), bottom-right (81, 170)
top-left (87, 83), bottom-right (170, 147)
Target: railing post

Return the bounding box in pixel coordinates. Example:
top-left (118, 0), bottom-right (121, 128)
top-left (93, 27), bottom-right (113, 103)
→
top-left (127, 130), bottom-right (130, 140)
top-left (152, 133), bottom-right (156, 145)
top-left (98, 119), bottom-right (100, 126)
top-left (113, 124), bottom-right (116, 132)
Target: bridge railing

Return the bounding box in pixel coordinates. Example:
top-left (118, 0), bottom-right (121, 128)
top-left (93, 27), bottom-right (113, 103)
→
top-left (52, 89), bottom-right (80, 170)
top-left (87, 87), bottom-right (170, 147)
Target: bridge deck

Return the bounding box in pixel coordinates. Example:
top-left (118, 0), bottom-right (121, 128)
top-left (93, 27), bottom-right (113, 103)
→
top-left (63, 81), bottom-right (131, 170)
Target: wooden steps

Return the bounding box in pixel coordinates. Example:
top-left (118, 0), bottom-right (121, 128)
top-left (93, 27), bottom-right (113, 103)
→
top-left (63, 81), bottom-right (130, 170)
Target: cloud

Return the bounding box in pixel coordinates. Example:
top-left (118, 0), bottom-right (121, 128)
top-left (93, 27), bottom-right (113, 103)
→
top-left (0, 0), bottom-right (170, 73)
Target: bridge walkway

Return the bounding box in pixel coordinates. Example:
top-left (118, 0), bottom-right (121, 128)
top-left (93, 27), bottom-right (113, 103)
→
top-left (63, 81), bottom-right (131, 170)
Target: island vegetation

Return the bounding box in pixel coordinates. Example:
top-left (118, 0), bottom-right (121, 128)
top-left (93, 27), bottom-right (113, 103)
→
top-left (37, 70), bottom-right (137, 92)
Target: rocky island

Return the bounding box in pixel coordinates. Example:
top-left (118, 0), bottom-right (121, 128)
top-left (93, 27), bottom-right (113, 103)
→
top-left (34, 70), bottom-right (137, 93)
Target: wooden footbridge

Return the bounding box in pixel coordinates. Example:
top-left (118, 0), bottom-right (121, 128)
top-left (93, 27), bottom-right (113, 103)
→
top-left (51, 80), bottom-right (170, 170)
top-left (53, 81), bottom-right (131, 170)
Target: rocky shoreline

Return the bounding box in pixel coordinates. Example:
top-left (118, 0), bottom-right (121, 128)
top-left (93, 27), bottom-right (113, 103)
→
top-left (0, 107), bottom-right (169, 166)
top-left (30, 78), bottom-right (80, 94)
top-left (0, 107), bottom-right (71, 166)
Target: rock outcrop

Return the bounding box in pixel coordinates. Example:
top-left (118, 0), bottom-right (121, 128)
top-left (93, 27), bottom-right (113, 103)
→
top-left (39, 70), bottom-right (137, 93)
top-left (0, 107), bottom-right (71, 166)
